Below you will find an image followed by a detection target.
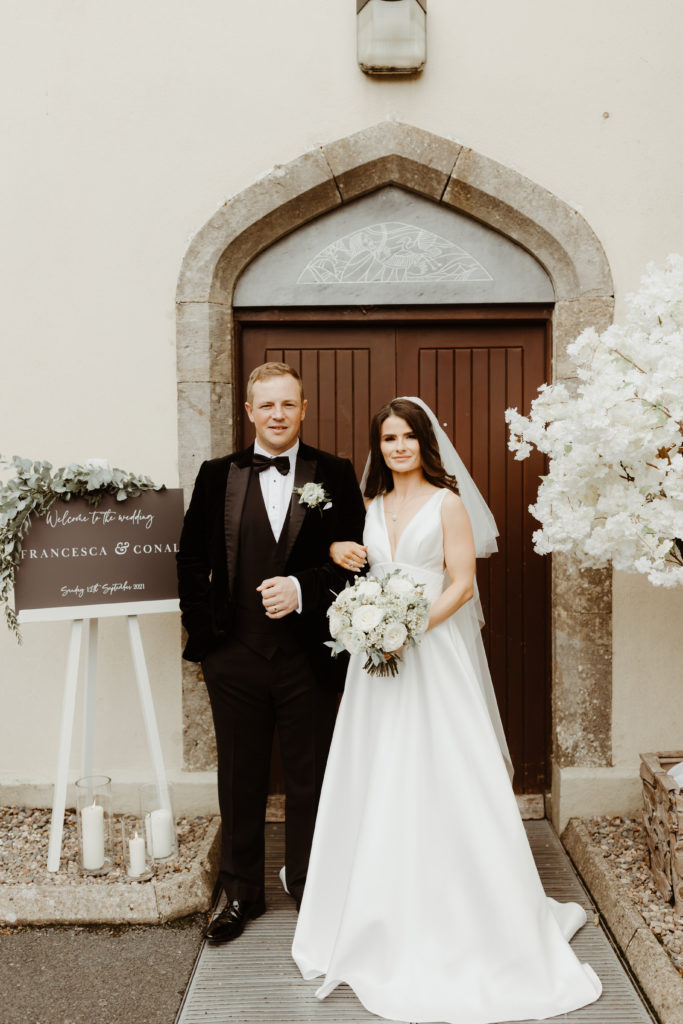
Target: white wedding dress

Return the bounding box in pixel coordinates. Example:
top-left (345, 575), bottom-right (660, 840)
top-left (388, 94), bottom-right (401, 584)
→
top-left (292, 490), bottom-right (602, 1024)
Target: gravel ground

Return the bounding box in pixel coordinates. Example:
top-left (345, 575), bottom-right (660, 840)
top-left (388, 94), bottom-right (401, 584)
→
top-left (584, 815), bottom-right (683, 975)
top-left (0, 806), bottom-right (213, 885)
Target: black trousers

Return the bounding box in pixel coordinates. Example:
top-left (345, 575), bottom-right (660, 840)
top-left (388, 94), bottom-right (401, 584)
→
top-left (201, 637), bottom-right (337, 903)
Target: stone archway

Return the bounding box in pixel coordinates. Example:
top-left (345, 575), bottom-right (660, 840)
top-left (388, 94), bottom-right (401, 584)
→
top-left (176, 122), bottom-right (615, 824)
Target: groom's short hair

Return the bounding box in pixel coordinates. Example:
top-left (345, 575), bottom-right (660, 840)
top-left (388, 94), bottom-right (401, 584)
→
top-left (246, 362), bottom-right (305, 405)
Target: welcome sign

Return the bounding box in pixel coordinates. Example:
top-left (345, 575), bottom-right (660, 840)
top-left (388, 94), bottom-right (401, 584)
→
top-left (14, 489), bottom-right (184, 621)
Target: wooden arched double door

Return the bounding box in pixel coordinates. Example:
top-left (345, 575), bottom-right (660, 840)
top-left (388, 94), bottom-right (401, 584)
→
top-left (236, 307), bottom-right (552, 794)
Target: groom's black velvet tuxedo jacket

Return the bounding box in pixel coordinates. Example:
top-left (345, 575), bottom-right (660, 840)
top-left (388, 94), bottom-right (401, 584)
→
top-left (176, 441), bottom-right (365, 684)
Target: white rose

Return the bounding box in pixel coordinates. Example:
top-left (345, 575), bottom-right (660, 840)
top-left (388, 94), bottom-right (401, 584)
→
top-left (341, 627), bottom-right (366, 656)
top-left (385, 573), bottom-right (415, 596)
top-left (328, 608), bottom-right (345, 638)
top-left (382, 622), bottom-right (407, 652)
top-left (336, 587), bottom-right (357, 609)
top-left (356, 579), bottom-right (381, 600)
top-left (352, 604), bottom-right (384, 632)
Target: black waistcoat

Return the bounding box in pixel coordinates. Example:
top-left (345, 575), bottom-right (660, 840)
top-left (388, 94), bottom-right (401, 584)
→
top-left (234, 470), bottom-right (299, 658)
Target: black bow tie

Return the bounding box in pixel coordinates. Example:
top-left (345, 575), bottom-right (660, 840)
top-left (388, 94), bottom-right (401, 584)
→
top-left (252, 453), bottom-right (291, 476)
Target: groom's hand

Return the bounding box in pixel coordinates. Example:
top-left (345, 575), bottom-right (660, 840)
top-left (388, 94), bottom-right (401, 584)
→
top-left (257, 576), bottom-right (299, 618)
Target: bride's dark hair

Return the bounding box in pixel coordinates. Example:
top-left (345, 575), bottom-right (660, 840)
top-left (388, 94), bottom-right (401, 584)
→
top-left (364, 399), bottom-right (460, 498)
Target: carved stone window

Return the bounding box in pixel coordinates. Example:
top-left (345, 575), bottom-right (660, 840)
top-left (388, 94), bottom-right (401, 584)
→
top-left (298, 222), bottom-right (493, 285)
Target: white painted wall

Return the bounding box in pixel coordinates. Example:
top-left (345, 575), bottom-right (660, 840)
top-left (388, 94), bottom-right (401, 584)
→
top-left (1, 0), bottom-right (682, 802)
top-left (612, 575), bottom-right (683, 764)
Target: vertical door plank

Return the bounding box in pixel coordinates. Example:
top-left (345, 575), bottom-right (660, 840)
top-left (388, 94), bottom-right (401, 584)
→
top-left (283, 349), bottom-right (301, 375)
top-left (454, 349), bottom-right (473, 473)
top-left (318, 349), bottom-right (337, 454)
top-left (353, 349), bottom-right (371, 479)
top-left (335, 350), bottom-right (354, 462)
top-left (396, 334), bottom-right (418, 398)
top-left (505, 347), bottom-right (525, 778)
top-left (488, 347), bottom-right (508, 719)
top-left (417, 348), bottom-right (437, 412)
top-left (301, 349), bottom-right (319, 447)
top-left (471, 349), bottom-right (490, 502)
top-left (471, 348), bottom-right (491, 644)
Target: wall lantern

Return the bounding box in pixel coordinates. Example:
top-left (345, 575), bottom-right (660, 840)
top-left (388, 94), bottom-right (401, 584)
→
top-left (357, 0), bottom-right (427, 76)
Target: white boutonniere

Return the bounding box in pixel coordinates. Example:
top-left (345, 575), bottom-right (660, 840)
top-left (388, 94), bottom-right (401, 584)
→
top-left (294, 482), bottom-right (332, 512)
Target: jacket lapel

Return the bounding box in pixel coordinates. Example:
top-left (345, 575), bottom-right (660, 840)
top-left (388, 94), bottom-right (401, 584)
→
top-left (282, 446), bottom-right (317, 566)
top-left (224, 447), bottom-right (253, 600)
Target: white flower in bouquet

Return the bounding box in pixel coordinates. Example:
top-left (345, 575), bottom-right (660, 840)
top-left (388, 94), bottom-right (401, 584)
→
top-left (505, 254), bottom-right (683, 587)
top-left (384, 574), bottom-right (415, 596)
top-left (325, 568), bottom-right (431, 676)
top-left (356, 579), bottom-right (382, 600)
top-left (382, 622), bottom-right (407, 652)
top-left (335, 586), bottom-right (359, 610)
top-left (352, 603), bottom-right (384, 632)
top-left (328, 607), bottom-right (345, 639)
top-left (340, 626), bottom-right (366, 656)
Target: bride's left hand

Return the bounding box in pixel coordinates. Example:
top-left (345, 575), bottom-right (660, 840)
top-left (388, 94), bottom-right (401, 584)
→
top-left (330, 540), bottom-right (367, 572)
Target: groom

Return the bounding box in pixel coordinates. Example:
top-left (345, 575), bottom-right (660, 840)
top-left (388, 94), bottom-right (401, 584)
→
top-left (177, 361), bottom-right (365, 943)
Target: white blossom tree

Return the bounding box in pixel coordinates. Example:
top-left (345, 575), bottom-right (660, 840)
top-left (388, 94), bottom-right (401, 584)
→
top-left (506, 254), bottom-right (683, 586)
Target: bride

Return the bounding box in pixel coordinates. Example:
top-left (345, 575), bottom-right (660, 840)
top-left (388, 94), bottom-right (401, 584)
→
top-left (291, 397), bottom-right (602, 1024)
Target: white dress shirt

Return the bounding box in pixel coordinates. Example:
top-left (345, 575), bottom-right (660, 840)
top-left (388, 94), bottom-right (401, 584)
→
top-left (253, 439), bottom-right (302, 612)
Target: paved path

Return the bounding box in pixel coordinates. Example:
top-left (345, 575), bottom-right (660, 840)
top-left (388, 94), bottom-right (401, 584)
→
top-left (177, 821), bottom-right (655, 1024)
top-left (0, 915), bottom-right (205, 1024)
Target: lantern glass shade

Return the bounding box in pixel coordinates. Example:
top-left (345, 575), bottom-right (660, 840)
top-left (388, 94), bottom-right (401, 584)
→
top-left (357, 0), bottom-right (426, 75)
top-left (75, 775), bottom-right (114, 875)
top-left (121, 815), bottom-right (153, 880)
top-left (139, 783), bottom-right (178, 862)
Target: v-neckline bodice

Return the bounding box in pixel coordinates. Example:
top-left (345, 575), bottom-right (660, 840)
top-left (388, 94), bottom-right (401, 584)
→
top-left (379, 489), bottom-right (443, 562)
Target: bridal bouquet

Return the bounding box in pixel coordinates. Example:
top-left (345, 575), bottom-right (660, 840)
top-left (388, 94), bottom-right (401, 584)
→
top-left (325, 569), bottom-right (431, 677)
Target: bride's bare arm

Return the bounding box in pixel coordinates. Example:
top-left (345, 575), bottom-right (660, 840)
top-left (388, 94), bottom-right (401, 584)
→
top-left (426, 492), bottom-right (476, 631)
top-left (329, 540), bottom-right (368, 571)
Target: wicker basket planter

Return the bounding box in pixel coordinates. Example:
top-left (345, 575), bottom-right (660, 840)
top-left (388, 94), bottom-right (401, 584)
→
top-left (640, 750), bottom-right (683, 912)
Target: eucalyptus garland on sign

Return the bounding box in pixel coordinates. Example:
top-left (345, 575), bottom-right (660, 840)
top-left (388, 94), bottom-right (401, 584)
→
top-left (0, 456), bottom-right (162, 640)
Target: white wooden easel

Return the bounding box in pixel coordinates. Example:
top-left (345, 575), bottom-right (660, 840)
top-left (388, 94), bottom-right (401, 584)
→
top-left (18, 599), bottom-right (178, 872)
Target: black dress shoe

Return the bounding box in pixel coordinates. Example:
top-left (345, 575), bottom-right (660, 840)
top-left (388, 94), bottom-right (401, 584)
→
top-left (205, 895), bottom-right (266, 944)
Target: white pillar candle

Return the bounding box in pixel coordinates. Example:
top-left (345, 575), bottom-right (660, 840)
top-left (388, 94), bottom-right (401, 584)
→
top-left (128, 831), bottom-right (147, 877)
top-left (149, 808), bottom-right (174, 859)
top-left (81, 801), bottom-right (105, 870)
